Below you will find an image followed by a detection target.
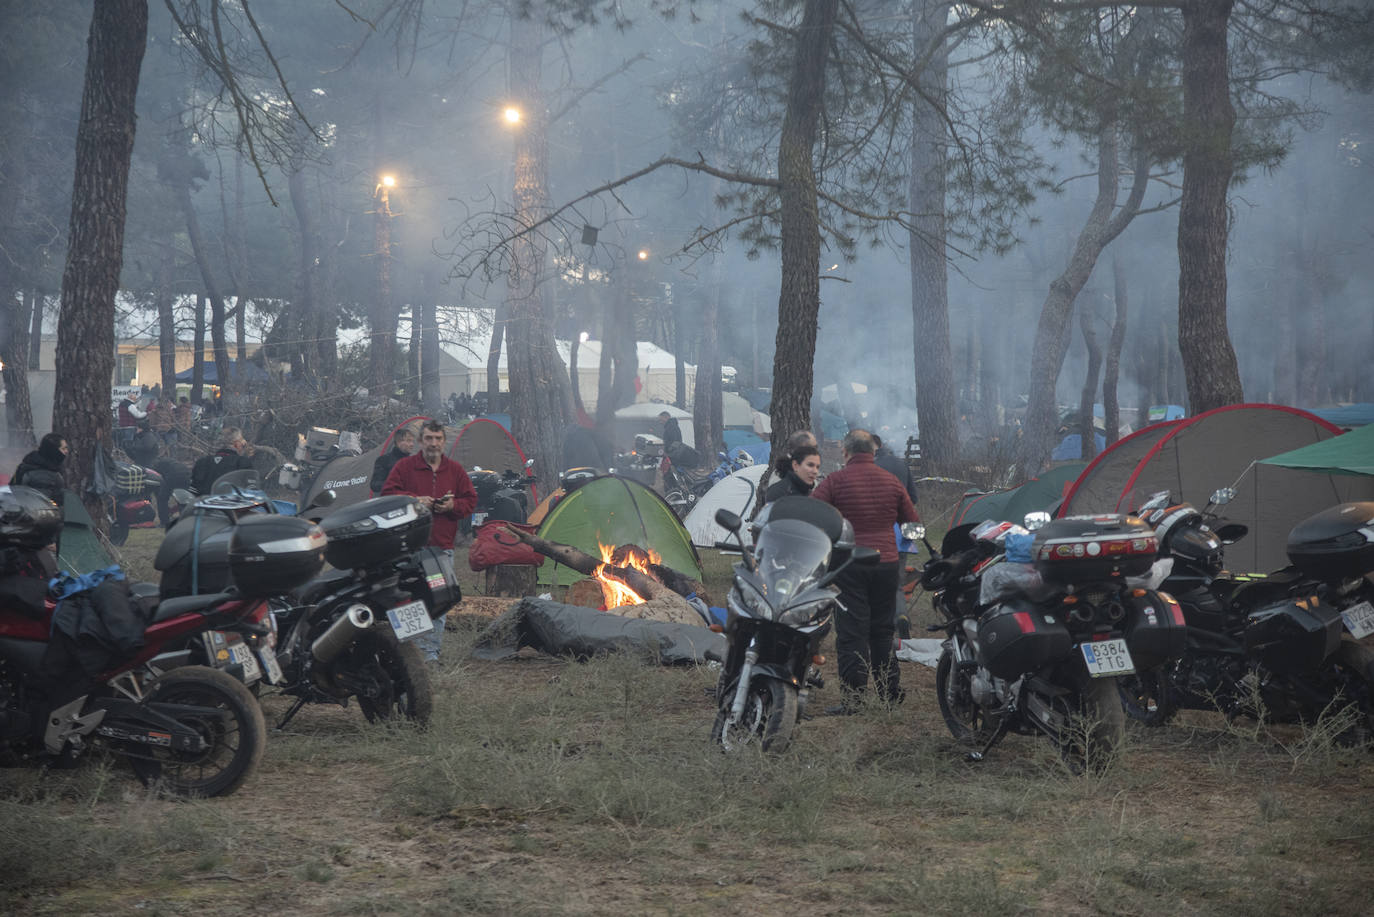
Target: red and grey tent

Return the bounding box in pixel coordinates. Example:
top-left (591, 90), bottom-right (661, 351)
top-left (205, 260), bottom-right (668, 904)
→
top-left (449, 417), bottom-right (537, 506)
top-left (1058, 403), bottom-right (1372, 572)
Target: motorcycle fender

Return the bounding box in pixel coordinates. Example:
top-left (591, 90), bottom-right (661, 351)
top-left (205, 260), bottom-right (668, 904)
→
top-left (93, 697), bottom-right (222, 753)
top-left (748, 662), bottom-right (804, 690)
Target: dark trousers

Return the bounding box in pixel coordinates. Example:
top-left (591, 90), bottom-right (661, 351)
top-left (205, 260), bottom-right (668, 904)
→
top-left (833, 561), bottom-right (901, 701)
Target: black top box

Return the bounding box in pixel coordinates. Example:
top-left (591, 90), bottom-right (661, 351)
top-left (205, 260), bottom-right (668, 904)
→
top-left (1286, 502), bottom-right (1374, 582)
top-left (1032, 514), bottom-right (1157, 584)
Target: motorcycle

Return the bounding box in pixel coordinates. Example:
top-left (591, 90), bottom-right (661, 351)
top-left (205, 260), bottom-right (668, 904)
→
top-left (469, 459), bottom-right (538, 527)
top-left (106, 460), bottom-right (163, 546)
top-left (157, 488), bottom-right (452, 728)
top-left (665, 450), bottom-right (753, 519)
top-left (710, 496), bottom-right (878, 752)
top-left (923, 513), bottom-right (1186, 772)
top-left (1117, 491), bottom-right (1374, 738)
top-left (0, 485), bottom-right (326, 796)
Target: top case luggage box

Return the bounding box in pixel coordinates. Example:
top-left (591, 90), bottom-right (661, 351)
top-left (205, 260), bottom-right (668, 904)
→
top-left (1032, 514), bottom-right (1158, 584)
top-left (227, 515), bottom-right (327, 598)
top-left (1286, 502), bottom-right (1374, 583)
top-left (317, 495), bottom-right (432, 570)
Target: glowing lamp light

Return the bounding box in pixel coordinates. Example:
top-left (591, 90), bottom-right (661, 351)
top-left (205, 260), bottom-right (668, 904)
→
top-left (381, 174), bottom-right (396, 188)
top-left (503, 106), bottom-right (522, 125)
top-left (637, 249), bottom-right (649, 261)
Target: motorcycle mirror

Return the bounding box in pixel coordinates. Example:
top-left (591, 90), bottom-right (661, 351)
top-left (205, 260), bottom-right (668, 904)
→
top-left (1209, 487), bottom-right (1236, 506)
top-left (715, 509), bottom-right (743, 532)
top-left (171, 487), bottom-right (195, 507)
top-left (1023, 511), bottom-right (1052, 531)
top-left (308, 488), bottom-right (338, 510)
top-left (1214, 522), bottom-right (1248, 545)
top-left (524, 458), bottom-right (535, 469)
top-left (900, 523), bottom-right (926, 542)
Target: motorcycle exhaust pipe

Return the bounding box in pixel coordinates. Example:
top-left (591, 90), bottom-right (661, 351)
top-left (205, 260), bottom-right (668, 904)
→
top-left (311, 604), bottom-right (374, 665)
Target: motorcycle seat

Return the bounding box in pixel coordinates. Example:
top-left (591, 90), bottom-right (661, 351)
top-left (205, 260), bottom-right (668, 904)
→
top-left (151, 591), bottom-right (236, 623)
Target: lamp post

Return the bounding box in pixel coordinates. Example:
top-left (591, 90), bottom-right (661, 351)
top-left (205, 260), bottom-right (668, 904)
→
top-left (371, 173), bottom-right (397, 394)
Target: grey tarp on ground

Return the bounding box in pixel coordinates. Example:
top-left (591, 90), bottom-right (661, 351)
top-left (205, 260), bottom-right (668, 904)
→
top-left (471, 597), bottom-right (727, 666)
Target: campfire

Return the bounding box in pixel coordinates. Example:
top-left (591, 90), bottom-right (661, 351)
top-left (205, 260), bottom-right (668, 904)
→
top-left (593, 542), bottom-right (662, 607)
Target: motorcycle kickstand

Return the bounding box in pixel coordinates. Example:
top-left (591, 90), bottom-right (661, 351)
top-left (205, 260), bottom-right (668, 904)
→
top-left (967, 711), bottom-right (1014, 763)
top-left (275, 696), bottom-right (308, 731)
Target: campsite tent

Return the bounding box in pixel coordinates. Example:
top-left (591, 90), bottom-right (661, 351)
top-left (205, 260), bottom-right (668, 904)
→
top-left (1058, 403), bottom-right (1366, 572)
top-left (613, 403), bottom-right (695, 451)
top-left (451, 417), bottom-right (531, 477)
top-left (683, 464), bottom-right (769, 548)
top-left (951, 463), bottom-right (1086, 528)
top-left (1052, 433), bottom-right (1105, 461)
top-left (1308, 403), bottom-right (1374, 429)
top-left (173, 360), bottom-right (270, 384)
top-left (1258, 422), bottom-right (1374, 477)
top-left (534, 475), bottom-right (702, 587)
top-left (302, 416), bottom-right (430, 511)
top-left (56, 491), bottom-right (114, 575)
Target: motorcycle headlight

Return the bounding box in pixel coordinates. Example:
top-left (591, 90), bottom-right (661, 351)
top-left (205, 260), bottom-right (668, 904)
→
top-left (779, 596), bottom-right (833, 627)
top-left (733, 579), bottom-right (773, 620)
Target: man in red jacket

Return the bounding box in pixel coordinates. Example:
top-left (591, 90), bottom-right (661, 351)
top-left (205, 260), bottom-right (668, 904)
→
top-left (812, 428), bottom-right (919, 712)
top-left (382, 420), bottom-right (477, 662)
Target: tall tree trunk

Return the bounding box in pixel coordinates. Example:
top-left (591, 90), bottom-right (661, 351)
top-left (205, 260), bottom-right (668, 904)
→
top-left (486, 302), bottom-right (506, 410)
top-left (369, 99), bottom-right (395, 396)
top-left (1017, 126), bottom-right (1149, 476)
top-left (420, 294), bottom-right (440, 413)
top-left (1077, 299), bottom-right (1102, 461)
top-left (909, 0), bottom-right (958, 474)
top-left (506, 12), bottom-right (573, 496)
top-left (53, 0), bottom-right (148, 513)
top-left (287, 166), bottom-right (319, 383)
top-left (156, 243), bottom-right (177, 397)
top-left (191, 293), bottom-right (206, 402)
top-left (766, 0), bottom-right (839, 479)
top-left (2, 290), bottom-right (36, 449)
top-left (407, 307), bottom-right (420, 404)
top-left (693, 268), bottom-right (724, 458)
top-left (1102, 252), bottom-right (1128, 446)
top-left (595, 278), bottom-right (637, 427)
top-left (180, 184), bottom-right (231, 396)
top-left (28, 289), bottom-right (44, 368)
top-left (1177, 0), bottom-right (1244, 412)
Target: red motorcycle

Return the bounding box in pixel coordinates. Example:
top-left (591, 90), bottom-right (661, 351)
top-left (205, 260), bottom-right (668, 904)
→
top-left (0, 485), bottom-right (327, 797)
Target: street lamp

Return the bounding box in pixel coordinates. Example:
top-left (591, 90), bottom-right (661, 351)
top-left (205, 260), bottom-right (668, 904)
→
top-left (372, 172), bottom-right (398, 393)
top-left (637, 249), bottom-right (649, 261)
top-left (503, 106), bottom-right (521, 126)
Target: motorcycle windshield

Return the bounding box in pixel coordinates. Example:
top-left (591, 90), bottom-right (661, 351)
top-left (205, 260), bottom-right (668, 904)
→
top-left (754, 519), bottom-right (833, 603)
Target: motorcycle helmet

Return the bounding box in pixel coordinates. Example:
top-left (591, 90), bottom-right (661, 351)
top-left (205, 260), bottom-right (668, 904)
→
top-left (1143, 500), bottom-right (1224, 575)
top-left (560, 467), bottom-right (598, 493)
top-left (0, 485), bottom-right (63, 548)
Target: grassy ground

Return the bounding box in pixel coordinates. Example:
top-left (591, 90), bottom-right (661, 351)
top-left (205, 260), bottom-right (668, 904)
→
top-left (4, 521), bottom-right (1372, 915)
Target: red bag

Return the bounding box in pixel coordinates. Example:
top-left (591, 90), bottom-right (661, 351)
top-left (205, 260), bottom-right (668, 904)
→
top-left (469, 522), bottom-right (545, 571)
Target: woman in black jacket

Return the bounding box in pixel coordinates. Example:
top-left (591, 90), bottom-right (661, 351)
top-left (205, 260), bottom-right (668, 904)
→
top-left (13, 433), bottom-right (68, 508)
top-left (764, 444), bottom-right (822, 503)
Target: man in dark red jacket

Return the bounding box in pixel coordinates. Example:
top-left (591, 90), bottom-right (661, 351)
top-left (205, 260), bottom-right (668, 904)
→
top-left (383, 420), bottom-right (476, 662)
top-left (812, 428), bottom-right (919, 712)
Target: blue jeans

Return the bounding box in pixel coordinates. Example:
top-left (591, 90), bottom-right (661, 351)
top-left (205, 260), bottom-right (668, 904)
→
top-left (413, 549), bottom-right (453, 662)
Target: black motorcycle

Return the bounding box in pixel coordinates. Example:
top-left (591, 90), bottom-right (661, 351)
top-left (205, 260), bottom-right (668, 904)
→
top-left (469, 459), bottom-right (537, 527)
top-left (710, 497), bottom-right (878, 752)
top-left (1117, 491), bottom-right (1374, 738)
top-left (924, 514), bottom-right (1186, 772)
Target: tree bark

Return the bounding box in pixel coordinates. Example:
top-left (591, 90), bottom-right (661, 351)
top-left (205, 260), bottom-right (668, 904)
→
top-left (693, 273), bottom-right (724, 457)
top-left (2, 290), bottom-right (36, 449)
top-left (1102, 252), bottom-right (1128, 446)
top-left (909, 0), bottom-right (958, 474)
top-left (191, 293), bottom-right (206, 402)
top-left (180, 182), bottom-right (231, 396)
top-left (595, 278), bottom-right (637, 427)
top-left (28, 289), bottom-right (43, 368)
top-left (53, 0), bottom-right (148, 511)
top-left (768, 0), bottom-right (839, 468)
top-left (506, 11), bottom-right (573, 496)
top-left (1176, 0), bottom-right (1244, 413)
top-left (486, 302), bottom-right (506, 412)
top-left (156, 243), bottom-right (177, 397)
top-left (1017, 125), bottom-right (1150, 476)
top-left (370, 175), bottom-right (395, 396)
top-left (1077, 299), bottom-right (1102, 460)
top-left (287, 166), bottom-right (320, 383)
top-left (420, 277), bottom-right (441, 414)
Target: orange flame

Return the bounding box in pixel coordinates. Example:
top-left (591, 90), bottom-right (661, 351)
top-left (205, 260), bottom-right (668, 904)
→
top-left (593, 541), bottom-right (662, 608)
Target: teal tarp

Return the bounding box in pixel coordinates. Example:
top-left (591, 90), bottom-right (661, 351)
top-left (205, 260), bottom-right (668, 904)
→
top-left (1258, 423), bottom-right (1374, 476)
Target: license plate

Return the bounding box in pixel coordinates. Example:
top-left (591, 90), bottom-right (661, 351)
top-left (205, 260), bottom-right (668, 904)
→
top-left (1080, 638), bottom-right (1135, 677)
top-left (387, 600), bottom-right (433, 642)
top-left (1341, 601), bottom-right (1374, 640)
top-left (258, 647), bottom-right (284, 685)
top-left (228, 641), bottom-right (263, 684)
top-left (470, 512), bottom-right (488, 526)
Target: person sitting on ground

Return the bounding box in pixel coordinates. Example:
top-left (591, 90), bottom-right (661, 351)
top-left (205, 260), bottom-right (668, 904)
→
top-left (190, 426), bottom-right (255, 494)
top-left (13, 433), bottom-right (69, 509)
top-left (370, 427), bottom-right (416, 495)
top-left (764, 444), bottom-right (822, 502)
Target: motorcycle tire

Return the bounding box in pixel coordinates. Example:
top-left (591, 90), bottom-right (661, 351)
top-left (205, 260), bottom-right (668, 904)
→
top-left (127, 666), bottom-right (267, 798)
top-left (710, 675), bottom-right (798, 753)
top-left (109, 522), bottom-right (129, 546)
top-left (1055, 677), bottom-right (1126, 776)
top-left (664, 491), bottom-right (689, 519)
top-left (1332, 638), bottom-right (1374, 744)
top-left (1116, 668), bottom-right (1178, 727)
top-left (934, 650), bottom-right (996, 743)
top-left (349, 633), bottom-right (433, 726)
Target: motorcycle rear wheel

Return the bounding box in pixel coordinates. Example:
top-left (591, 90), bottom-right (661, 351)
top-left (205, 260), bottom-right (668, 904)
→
top-left (1333, 639), bottom-right (1374, 744)
top-left (934, 650), bottom-right (996, 743)
top-left (710, 676), bottom-right (798, 753)
top-left (1117, 668), bottom-right (1178, 727)
top-left (1055, 677), bottom-right (1126, 775)
top-left (127, 666), bottom-right (266, 798)
top-left (350, 634), bottom-right (433, 726)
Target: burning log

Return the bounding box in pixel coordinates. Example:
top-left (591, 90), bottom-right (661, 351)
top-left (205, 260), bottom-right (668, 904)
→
top-left (489, 523), bottom-right (711, 608)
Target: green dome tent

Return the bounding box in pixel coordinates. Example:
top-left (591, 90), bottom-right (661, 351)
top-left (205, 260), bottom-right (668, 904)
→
top-left (535, 475), bottom-right (702, 587)
top-left (951, 463), bottom-right (1086, 528)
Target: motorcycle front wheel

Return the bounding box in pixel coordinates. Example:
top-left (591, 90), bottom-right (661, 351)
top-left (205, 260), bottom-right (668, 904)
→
top-left (1054, 677), bottom-right (1126, 775)
top-left (710, 676), bottom-right (798, 753)
top-left (935, 650), bottom-right (997, 743)
top-left (127, 666), bottom-right (267, 798)
top-left (347, 633), bottom-right (433, 726)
